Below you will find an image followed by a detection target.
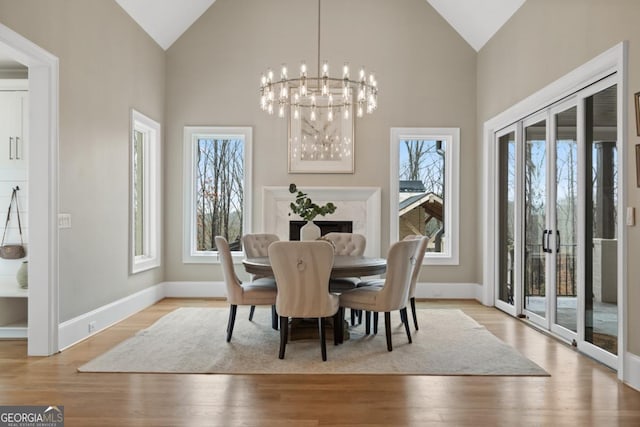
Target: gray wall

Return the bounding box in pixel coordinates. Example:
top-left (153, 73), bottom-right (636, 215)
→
top-left (1, 0), bottom-right (637, 358)
top-left (477, 0), bottom-right (640, 354)
top-left (0, 0), bottom-right (166, 321)
top-left (164, 0), bottom-right (478, 283)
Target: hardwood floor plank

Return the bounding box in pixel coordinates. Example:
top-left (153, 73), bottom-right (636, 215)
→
top-left (1, 298), bottom-right (639, 426)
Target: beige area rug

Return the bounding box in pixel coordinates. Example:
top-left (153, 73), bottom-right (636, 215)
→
top-left (78, 307), bottom-right (549, 376)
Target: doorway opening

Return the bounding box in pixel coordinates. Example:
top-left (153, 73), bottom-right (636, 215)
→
top-left (0, 24), bottom-right (59, 355)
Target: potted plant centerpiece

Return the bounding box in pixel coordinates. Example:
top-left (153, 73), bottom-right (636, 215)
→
top-left (288, 183), bottom-right (337, 240)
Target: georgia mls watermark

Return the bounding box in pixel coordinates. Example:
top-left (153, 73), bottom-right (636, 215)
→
top-left (0, 406), bottom-right (64, 427)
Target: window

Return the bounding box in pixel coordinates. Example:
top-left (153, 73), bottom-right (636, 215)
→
top-left (183, 126), bottom-right (252, 263)
top-left (130, 109), bottom-right (161, 273)
top-left (390, 127), bottom-right (459, 265)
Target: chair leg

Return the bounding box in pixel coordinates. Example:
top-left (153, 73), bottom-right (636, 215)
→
top-left (373, 312), bottom-right (379, 335)
top-left (249, 305), bottom-right (256, 321)
top-left (337, 307), bottom-right (345, 344)
top-left (333, 310), bottom-right (341, 346)
top-left (384, 311), bottom-right (392, 351)
top-left (319, 317), bottom-right (327, 361)
top-left (401, 307), bottom-right (412, 344)
top-left (349, 309), bottom-right (362, 325)
top-left (278, 316), bottom-right (288, 359)
top-left (365, 311), bottom-right (371, 334)
top-left (410, 297), bottom-right (419, 330)
top-left (271, 305), bottom-right (278, 330)
top-left (226, 305), bottom-right (237, 343)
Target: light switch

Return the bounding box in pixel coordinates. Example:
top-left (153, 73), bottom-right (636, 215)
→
top-left (58, 213), bottom-right (71, 229)
top-left (626, 207), bottom-right (635, 226)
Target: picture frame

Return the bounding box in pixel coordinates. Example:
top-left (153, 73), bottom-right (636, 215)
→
top-left (288, 89), bottom-right (354, 174)
top-left (634, 92), bottom-right (640, 136)
top-left (636, 144), bottom-right (640, 188)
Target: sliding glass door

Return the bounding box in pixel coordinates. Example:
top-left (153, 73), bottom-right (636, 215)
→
top-left (497, 127), bottom-right (517, 311)
top-left (494, 78), bottom-right (619, 368)
top-left (583, 84), bottom-right (618, 364)
top-left (551, 103), bottom-right (578, 337)
top-left (523, 115), bottom-right (548, 325)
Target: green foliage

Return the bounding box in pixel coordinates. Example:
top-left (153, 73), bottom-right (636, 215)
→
top-left (288, 183), bottom-right (337, 222)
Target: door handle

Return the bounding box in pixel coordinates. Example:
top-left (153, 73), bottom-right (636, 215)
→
top-left (542, 229), bottom-right (553, 254)
top-left (9, 137), bottom-right (13, 160)
top-left (556, 230), bottom-right (560, 253)
top-left (15, 137), bottom-right (20, 160)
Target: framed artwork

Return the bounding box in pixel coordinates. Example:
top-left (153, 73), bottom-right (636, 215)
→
top-left (288, 89), bottom-right (354, 173)
top-left (635, 92), bottom-right (640, 136)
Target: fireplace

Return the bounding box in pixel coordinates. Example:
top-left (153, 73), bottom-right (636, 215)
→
top-left (289, 220), bottom-right (353, 241)
top-left (262, 186), bottom-right (381, 257)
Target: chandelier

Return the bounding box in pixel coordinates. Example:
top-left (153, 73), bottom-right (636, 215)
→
top-left (259, 0), bottom-right (378, 121)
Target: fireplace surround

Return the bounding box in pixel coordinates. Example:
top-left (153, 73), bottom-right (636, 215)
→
top-left (262, 186), bottom-right (381, 257)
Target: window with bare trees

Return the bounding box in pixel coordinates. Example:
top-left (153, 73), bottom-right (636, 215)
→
top-left (390, 128), bottom-right (459, 265)
top-left (183, 127), bottom-right (252, 263)
top-left (130, 109), bottom-right (161, 274)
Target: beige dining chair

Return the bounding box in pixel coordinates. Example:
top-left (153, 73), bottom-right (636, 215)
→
top-left (321, 232), bottom-right (367, 325)
top-left (322, 232), bottom-right (367, 257)
top-left (339, 238), bottom-right (420, 351)
top-left (268, 240), bottom-right (341, 361)
top-left (215, 236), bottom-right (277, 342)
top-left (242, 233), bottom-right (279, 263)
top-left (402, 235), bottom-right (429, 330)
top-left (241, 233), bottom-right (280, 322)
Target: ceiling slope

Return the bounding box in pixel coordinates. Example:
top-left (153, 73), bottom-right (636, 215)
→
top-left (426, 0), bottom-right (526, 51)
top-left (115, 0), bottom-right (216, 50)
top-left (114, 0), bottom-right (526, 52)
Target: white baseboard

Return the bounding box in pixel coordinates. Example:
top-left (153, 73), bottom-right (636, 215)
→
top-left (163, 281), bottom-right (226, 298)
top-left (161, 281), bottom-right (480, 301)
top-left (414, 282), bottom-right (482, 301)
top-left (624, 351), bottom-right (640, 392)
top-left (56, 280), bottom-right (476, 352)
top-left (58, 283), bottom-right (165, 350)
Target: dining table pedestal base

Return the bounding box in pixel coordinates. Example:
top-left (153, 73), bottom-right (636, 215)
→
top-left (288, 317), bottom-right (350, 342)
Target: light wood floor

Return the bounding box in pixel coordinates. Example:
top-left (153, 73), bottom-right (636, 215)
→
top-left (2, 298), bottom-right (640, 426)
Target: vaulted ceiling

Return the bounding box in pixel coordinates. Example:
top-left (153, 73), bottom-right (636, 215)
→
top-left (0, 1), bottom-right (527, 67)
top-left (114, 0), bottom-right (527, 52)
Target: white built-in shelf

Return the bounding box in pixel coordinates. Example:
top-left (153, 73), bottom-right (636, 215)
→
top-left (0, 275), bottom-right (27, 298)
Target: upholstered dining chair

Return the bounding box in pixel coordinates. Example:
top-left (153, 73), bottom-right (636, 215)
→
top-left (403, 235), bottom-right (429, 330)
top-left (339, 238), bottom-right (420, 351)
top-left (322, 232), bottom-right (367, 257)
top-left (321, 232), bottom-right (367, 325)
top-left (242, 233), bottom-right (280, 264)
top-left (268, 240), bottom-right (341, 361)
top-left (241, 233), bottom-right (280, 321)
top-left (215, 236), bottom-right (277, 342)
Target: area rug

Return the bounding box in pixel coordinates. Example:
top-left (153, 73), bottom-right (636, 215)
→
top-left (78, 307), bottom-right (549, 376)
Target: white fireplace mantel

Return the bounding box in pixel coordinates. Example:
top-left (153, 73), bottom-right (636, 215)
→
top-left (262, 186), bottom-right (381, 257)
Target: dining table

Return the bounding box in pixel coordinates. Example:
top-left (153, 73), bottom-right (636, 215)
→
top-left (242, 254), bottom-right (387, 340)
top-left (242, 255), bottom-right (387, 279)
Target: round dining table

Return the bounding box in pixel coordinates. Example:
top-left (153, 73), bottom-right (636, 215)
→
top-left (242, 255), bottom-right (387, 279)
top-left (242, 254), bottom-right (386, 340)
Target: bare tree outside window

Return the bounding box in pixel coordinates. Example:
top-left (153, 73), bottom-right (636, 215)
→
top-left (398, 139), bottom-right (445, 250)
top-left (195, 138), bottom-right (244, 251)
